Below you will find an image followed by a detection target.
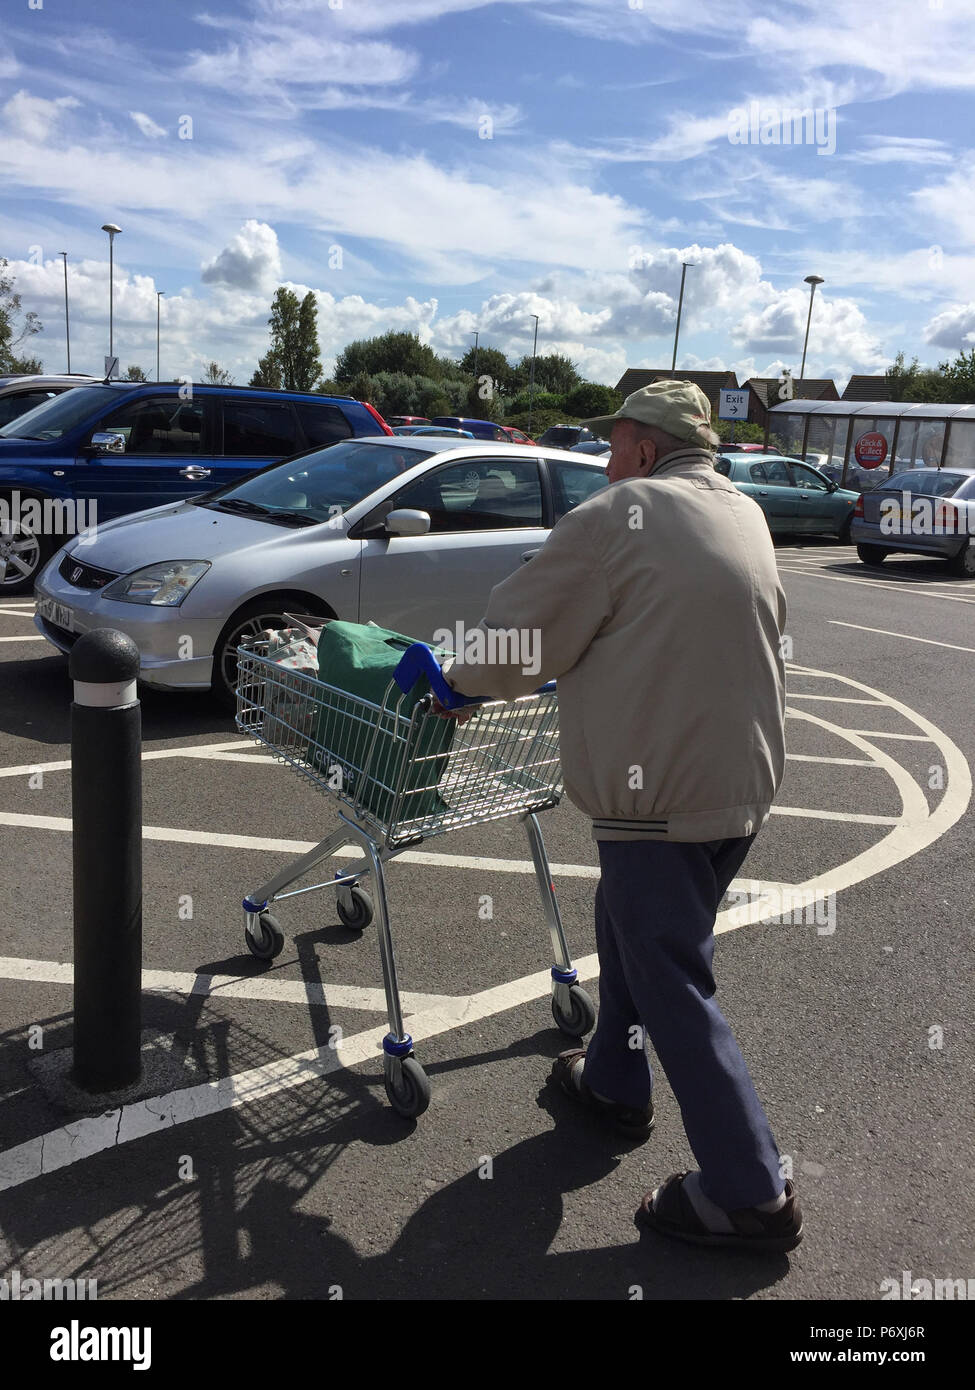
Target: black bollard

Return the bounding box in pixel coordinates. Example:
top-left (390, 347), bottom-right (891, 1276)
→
top-left (68, 628), bottom-right (143, 1092)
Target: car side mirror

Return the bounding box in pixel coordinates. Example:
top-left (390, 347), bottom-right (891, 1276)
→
top-left (89, 431), bottom-right (126, 454)
top-left (385, 508), bottom-right (431, 537)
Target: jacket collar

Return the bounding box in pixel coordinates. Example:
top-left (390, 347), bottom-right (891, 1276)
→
top-left (647, 446), bottom-right (716, 478)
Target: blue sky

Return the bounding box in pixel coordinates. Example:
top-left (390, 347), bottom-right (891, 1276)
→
top-left (2, 0), bottom-right (974, 389)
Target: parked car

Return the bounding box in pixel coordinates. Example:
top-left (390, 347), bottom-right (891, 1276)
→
top-left (386, 416), bottom-right (430, 428)
top-left (713, 452), bottom-right (859, 540)
top-left (535, 424), bottom-right (598, 449)
top-left (0, 382), bottom-right (391, 593)
top-left (0, 373), bottom-right (101, 429)
top-left (405, 426), bottom-right (474, 438)
top-left (497, 425), bottom-right (535, 446)
top-left (429, 416), bottom-right (510, 442)
top-left (850, 466), bottom-right (975, 577)
top-left (34, 437), bottom-right (610, 704)
top-left (392, 425), bottom-right (474, 438)
top-left (714, 442), bottom-right (780, 454)
top-left (570, 440), bottom-right (611, 456)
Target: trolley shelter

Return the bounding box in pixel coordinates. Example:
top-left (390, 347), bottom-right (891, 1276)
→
top-left (764, 400), bottom-right (975, 492)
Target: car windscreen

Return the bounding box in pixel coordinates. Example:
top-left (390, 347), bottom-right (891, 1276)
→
top-left (0, 385), bottom-right (119, 440)
top-left (197, 439), bottom-right (434, 522)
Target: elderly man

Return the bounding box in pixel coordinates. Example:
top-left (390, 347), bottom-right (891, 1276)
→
top-left (441, 380), bottom-right (802, 1252)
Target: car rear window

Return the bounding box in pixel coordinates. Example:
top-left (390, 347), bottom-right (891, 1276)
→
top-left (223, 400), bottom-right (301, 455)
top-left (880, 470), bottom-right (968, 497)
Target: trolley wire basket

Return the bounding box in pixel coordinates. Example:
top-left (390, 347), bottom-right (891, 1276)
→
top-left (234, 638), bottom-right (595, 1118)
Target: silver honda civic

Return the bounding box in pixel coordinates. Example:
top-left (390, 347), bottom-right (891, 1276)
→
top-left (34, 436), bottom-right (607, 704)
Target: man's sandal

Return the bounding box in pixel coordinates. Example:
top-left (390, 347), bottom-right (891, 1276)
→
top-left (636, 1172), bottom-right (803, 1252)
top-left (550, 1049), bottom-right (655, 1142)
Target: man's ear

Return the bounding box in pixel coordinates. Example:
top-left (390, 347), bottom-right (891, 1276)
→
top-left (637, 437), bottom-right (657, 474)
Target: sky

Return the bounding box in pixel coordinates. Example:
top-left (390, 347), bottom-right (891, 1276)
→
top-left (2, 0), bottom-right (975, 391)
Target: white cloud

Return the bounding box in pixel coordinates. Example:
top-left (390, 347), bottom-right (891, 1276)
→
top-left (846, 135), bottom-right (954, 165)
top-left (923, 304), bottom-right (975, 349)
top-left (201, 221), bottom-right (283, 293)
top-left (130, 111), bottom-right (167, 139)
top-left (1, 91), bottom-right (80, 142)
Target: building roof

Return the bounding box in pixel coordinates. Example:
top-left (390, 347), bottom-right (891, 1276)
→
top-left (745, 377), bottom-right (839, 409)
top-left (614, 368), bottom-right (738, 402)
top-left (841, 375), bottom-right (895, 402)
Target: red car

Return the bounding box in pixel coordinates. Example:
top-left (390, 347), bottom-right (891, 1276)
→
top-left (386, 415), bottom-right (430, 428)
top-left (498, 425), bottom-right (535, 446)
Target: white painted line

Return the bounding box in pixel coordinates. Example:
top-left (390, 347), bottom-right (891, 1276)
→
top-left (777, 566), bottom-right (975, 605)
top-left (0, 635), bottom-right (45, 643)
top-left (840, 731), bottom-right (934, 741)
top-left (786, 694), bottom-right (885, 705)
top-left (786, 754), bottom-right (879, 767)
top-left (0, 955), bottom-right (452, 1015)
top-left (770, 806), bottom-right (901, 826)
top-left (0, 740), bottom-right (253, 780)
top-left (829, 621), bottom-right (975, 655)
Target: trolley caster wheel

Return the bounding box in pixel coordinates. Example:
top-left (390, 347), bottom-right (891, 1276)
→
top-left (384, 1054), bottom-right (431, 1118)
top-left (247, 911), bottom-right (285, 961)
top-left (336, 886), bottom-right (373, 931)
top-left (552, 984), bottom-right (596, 1037)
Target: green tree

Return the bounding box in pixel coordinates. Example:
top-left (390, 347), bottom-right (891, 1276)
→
top-left (334, 332), bottom-right (442, 383)
top-left (264, 287), bottom-right (322, 391)
top-left (458, 345), bottom-right (517, 394)
top-left (515, 352), bottom-right (581, 395)
top-left (939, 349), bottom-right (975, 403)
top-left (123, 364), bottom-right (149, 381)
top-left (250, 350), bottom-right (282, 389)
top-left (202, 361), bottom-right (233, 385)
top-left (564, 382), bottom-right (622, 418)
top-left (0, 258), bottom-right (42, 373)
top-left (884, 351), bottom-right (947, 403)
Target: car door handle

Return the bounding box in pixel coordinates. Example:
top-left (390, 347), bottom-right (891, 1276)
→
top-left (757, 490), bottom-right (768, 496)
top-left (180, 466), bottom-right (211, 480)
top-left (521, 549), bottom-right (540, 562)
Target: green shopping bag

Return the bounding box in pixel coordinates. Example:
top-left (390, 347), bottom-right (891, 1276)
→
top-left (309, 621), bottom-right (456, 825)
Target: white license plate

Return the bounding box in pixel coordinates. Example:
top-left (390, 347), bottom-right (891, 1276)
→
top-left (36, 596), bottom-right (74, 632)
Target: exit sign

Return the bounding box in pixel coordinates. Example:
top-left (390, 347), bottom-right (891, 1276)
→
top-left (719, 389), bottom-right (748, 420)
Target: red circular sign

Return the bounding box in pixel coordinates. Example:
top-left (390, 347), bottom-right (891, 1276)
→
top-left (854, 431), bottom-right (888, 468)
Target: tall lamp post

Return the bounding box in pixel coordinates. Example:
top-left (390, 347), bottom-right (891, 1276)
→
top-left (59, 252), bottom-right (71, 373)
top-left (101, 223), bottom-right (122, 371)
top-left (671, 261), bottom-right (694, 371)
top-left (156, 291), bottom-right (165, 381)
top-left (470, 330), bottom-right (479, 385)
top-left (527, 313), bottom-right (540, 436)
top-left (799, 275), bottom-right (823, 381)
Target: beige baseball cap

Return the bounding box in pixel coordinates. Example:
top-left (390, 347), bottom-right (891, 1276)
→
top-left (583, 378), bottom-right (717, 447)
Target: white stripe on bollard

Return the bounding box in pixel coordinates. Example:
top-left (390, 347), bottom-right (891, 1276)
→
top-left (72, 679), bottom-right (138, 707)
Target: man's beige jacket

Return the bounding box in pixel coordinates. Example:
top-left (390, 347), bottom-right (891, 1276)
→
top-left (443, 447), bottom-right (787, 842)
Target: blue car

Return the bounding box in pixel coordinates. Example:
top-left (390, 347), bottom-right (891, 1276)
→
top-left (0, 382), bottom-right (390, 593)
top-left (429, 416), bottom-right (510, 441)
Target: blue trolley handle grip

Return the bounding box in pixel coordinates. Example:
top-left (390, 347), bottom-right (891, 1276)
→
top-left (392, 642), bottom-right (554, 710)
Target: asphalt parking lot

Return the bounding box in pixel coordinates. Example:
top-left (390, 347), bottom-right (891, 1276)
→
top-left (0, 538), bottom-right (973, 1302)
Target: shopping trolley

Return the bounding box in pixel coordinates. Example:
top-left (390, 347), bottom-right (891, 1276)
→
top-left (234, 637), bottom-right (596, 1117)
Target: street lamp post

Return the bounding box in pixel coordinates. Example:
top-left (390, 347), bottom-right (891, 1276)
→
top-left (470, 330), bottom-right (479, 385)
top-left (671, 261), bottom-right (695, 372)
top-left (800, 275), bottom-right (824, 381)
top-left (101, 223), bottom-right (122, 371)
top-left (527, 314), bottom-right (540, 436)
top-left (156, 291), bottom-right (165, 381)
top-left (59, 252), bottom-right (71, 373)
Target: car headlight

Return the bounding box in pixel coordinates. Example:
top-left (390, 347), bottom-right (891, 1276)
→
top-left (101, 560), bottom-right (211, 606)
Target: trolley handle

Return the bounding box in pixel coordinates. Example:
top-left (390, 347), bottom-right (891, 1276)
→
top-left (392, 642), bottom-right (554, 711)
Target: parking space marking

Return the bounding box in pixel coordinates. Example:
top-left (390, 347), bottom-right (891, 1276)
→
top-left (776, 566), bottom-right (975, 604)
top-left (0, 636), bottom-right (44, 643)
top-left (829, 620), bottom-right (975, 654)
top-left (786, 694), bottom-right (885, 704)
top-left (0, 663), bottom-right (968, 1193)
top-left (0, 955), bottom-right (454, 1015)
top-left (786, 754), bottom-right (879, 766)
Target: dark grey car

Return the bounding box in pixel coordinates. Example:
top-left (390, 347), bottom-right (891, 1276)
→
top-left (850, 467), bottom-right (975, 577)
